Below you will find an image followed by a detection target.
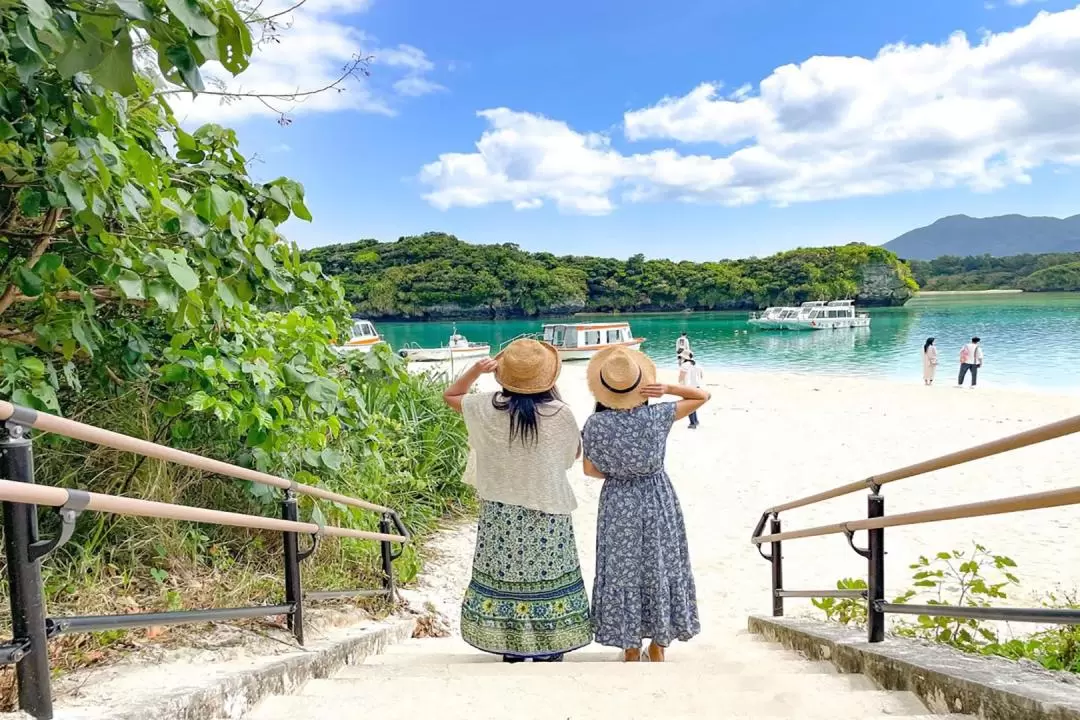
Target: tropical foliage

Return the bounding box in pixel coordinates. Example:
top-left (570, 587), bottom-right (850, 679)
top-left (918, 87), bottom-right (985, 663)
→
top-left (0, 0), bottom-right (469, 689)
top-left (815, 545), bottom-right (1080, 674)
top-left (304, 233), bottom-right (918, 318)
top-left (910, 252), bottom-right (1080, 291)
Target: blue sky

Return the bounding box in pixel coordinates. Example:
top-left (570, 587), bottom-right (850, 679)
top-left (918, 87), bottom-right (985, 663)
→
top-left (174, 0), bottom-right (1080, 261)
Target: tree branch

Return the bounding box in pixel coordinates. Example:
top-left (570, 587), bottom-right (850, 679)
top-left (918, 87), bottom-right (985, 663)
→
top-left (0, 208), bottom-right (61, 316)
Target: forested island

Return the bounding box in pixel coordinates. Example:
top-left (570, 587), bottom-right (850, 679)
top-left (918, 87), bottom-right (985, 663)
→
top-left (910, 253), bottom-right (1080, 292)
top-left (304, 233), bottom-right (918, 320)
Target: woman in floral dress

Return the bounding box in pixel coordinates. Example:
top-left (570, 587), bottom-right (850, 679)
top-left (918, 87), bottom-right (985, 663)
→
top-left (443, 340), bottom-right (592, 662)
top-left (582, 346), bottom-right (710, 662)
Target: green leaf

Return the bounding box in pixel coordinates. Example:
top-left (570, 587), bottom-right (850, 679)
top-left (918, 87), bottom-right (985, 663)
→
top-left (15, 15), bottom-right (42, 59)
top-left (0, 118), bottom-right (16, 142)
top-left (15, 266), bottom-right (43, 296)
top-left (121, 183), bottom-right (149, 217)
top-left (167, 259), bottom-right (200, 292)
top-left (159, 364), bottom-right (189, 383)
top-left (22, 0), bottom-right (52, 21)
top-left (112, 0), bottom-right (153, 21)
top-left (254, 244), bottom-right (275, 270)
top-left (148, 280), bottom-right (180, 312)
top-left (71, 317), bottom-right (96, 356)
top-left (320, 448), bottom-right (344, 471)
top-left (305, 378), bottom-right (339, 405)
top-left (216, 280), bottom-right (237, 308)
top-left (117, 270), bottom-right (145, 299)
top-left (20, 357), bottom-right (45, 375)
top-left (90, 31), bottom-right (138, 96)
top-left (58, 172), bottom-right (86, 212)
top-left (164, 0), bottom-right (218, 36)
top-left (164, 44), bottom-right (205, 93)
top-left (17, 187), bottom-right (42, 216)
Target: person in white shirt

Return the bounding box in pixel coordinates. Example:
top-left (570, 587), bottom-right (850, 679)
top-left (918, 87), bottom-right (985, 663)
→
top-left (958, 337), bottom-right (984, 388)
top-left (677, 353), bottom-right (704, 428)
top-left (675, 333), bottom-right (690, 365)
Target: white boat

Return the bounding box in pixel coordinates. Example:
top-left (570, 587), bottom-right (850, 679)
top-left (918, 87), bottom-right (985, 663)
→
top-left (334, 319), bottom-right (386, 353)
top-left (398, 328), bottom-right (491, 362)
top-left (514, 322), bottom-right (644, 361)
top-left (784, 300), bottom-right (870, 331)
top-left (748, 306), bottom-right (796, 329)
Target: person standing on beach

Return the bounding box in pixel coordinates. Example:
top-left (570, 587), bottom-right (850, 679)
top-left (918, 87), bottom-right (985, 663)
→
top-left (676, 332), bottom-right (690, 365)
top-left (923, 338), bottom-right (938, 386)
top-left (443, 340), bottom-right (592, 663)
top-left (582, 346), bottom-right (708, 663)
top-left (958, 337), bottom-right (984, 388)
top-left (678, 353), bottom-right (704, 428)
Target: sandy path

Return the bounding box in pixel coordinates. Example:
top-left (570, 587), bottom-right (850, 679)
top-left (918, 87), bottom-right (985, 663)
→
top-left (409, 364), bottom-right (1080, 640)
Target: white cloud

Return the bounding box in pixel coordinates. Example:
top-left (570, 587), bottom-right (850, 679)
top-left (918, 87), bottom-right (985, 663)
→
top-left (393, 76), bottom-right (447, 97)
top-left (167, 1), bottom-right (442, 124)
top-left (420, 6), bottom-right (1080, 214)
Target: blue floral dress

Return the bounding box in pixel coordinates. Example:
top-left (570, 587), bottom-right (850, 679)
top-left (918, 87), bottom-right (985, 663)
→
top-left (582, 402), bottom-right (700, 649)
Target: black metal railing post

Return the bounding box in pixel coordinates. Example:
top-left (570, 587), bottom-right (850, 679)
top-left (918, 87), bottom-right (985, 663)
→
top-left (867, 492), bottom-right (885, 643)
top-left (281, 490), bottom-right (304, 645)
top-left (770, 516), bottom-right (783, 617)
top-left (1, 419), bottom-right (53, 719)
top-left (379, 514), bottom-right (395, 602)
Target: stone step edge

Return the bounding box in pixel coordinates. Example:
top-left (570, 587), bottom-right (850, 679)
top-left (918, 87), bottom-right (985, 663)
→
top-left (51, 618), bottom-right (415, 720)
top-left (749, 615), bottom-right (1080, 720)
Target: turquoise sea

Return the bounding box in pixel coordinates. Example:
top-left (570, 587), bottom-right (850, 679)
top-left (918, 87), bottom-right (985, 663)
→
top-left (374, 293), bottom-right (1080, 392)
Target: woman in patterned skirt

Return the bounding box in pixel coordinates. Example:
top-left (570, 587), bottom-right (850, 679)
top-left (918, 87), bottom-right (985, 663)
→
top-left (582, 346), bottom-right (710, 662)
top-left (443, 339), bottom-right (592, 662)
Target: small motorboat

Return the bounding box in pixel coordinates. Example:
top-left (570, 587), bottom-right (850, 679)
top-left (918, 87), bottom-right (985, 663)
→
top-left (399, 328), bottom-right (491, 362)
top-left (334, 319), bottom-right (387, 353)
top-left (503, 322), bottom-right (644, 361)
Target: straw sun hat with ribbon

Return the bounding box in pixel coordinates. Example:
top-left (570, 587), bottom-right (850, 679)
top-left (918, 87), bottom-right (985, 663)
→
top-left (587, 346), bottom-right (657, 410)
top-left (495, 338), bottom-right (562, 395)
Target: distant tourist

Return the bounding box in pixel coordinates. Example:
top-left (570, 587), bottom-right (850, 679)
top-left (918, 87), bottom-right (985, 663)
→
top-left (442, 340), bottom-right (591, 663)
top-left (958, 337), bottom-right (984, 388)
top-left (678, 352), bottom-right (704, 428)
top-left (676, 332), bottom-right (690, 364)
top-left (922, 338), bottom-right (938, 386)
top-left (582, 346), bottom-right (708, 662)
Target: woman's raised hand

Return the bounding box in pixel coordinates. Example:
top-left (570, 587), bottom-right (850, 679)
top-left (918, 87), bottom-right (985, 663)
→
top-left (640, 383), bottom-right (668, 398)
top-left (475, 358), bottom-right (499, 374)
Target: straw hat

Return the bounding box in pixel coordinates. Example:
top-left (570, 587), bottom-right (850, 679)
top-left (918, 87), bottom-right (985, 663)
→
top-left (495, 339), bottom-right (562, 395)
top-left (587, 346), bottom-right (657, 410)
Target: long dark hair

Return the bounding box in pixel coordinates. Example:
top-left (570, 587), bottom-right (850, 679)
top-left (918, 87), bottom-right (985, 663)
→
top-left (924, 337), bottom-right (935, 353)
top-left (492, 388), bottom-right (563, 447)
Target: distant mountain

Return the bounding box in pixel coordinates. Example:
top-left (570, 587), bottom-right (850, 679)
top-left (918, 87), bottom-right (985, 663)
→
top-left (883, 214), bottom-right (1080, 260)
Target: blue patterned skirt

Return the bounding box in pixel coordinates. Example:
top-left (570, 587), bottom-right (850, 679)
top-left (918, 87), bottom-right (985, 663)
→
top-left (461, 500), bottom-right (592, 658)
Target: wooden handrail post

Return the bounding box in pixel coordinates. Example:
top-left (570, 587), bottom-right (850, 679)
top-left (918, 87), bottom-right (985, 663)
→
top-left (867, 493), bottom-right (885, 643)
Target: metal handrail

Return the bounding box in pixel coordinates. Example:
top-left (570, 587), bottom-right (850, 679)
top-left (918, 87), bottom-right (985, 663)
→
top-left (0, 480), bottom-right (406, 543)
top-left (0, 400), bottom-right (395, 516)
top-left (0, 400), bottom-right (413, 720)
top-left (765, 413), bottom-right (1080, 514)
top-left (750, 412), bottom-right (1080, 645)
top-left (753, 483), bottom-right (1080, 544)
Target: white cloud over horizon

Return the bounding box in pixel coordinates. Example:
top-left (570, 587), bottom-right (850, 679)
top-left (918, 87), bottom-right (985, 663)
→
top-left (167, 0), bottom-right (443, 125)
top-left (421, 5), bottom-right (1080, 215)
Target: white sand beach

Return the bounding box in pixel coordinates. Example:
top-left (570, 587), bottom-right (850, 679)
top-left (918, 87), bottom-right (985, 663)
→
top-left (410, 361), bottom-right (1080, 642)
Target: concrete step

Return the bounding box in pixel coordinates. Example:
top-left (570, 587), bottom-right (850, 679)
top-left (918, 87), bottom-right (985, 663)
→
top-left (249, 679), bottom-right (929, 719)
top-left (313, 670), bottom-right (879, 690)
top-left (369, 639), bottom-right (807, 665)
top-left (344, 655), bottom-right (843, 674)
